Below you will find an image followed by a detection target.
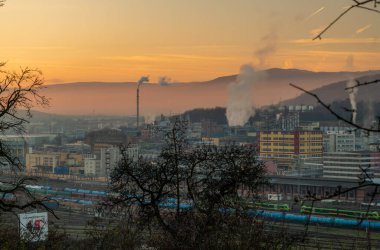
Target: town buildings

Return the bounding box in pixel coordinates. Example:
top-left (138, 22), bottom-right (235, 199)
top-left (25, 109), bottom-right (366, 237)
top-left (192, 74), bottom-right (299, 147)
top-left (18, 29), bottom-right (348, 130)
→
top-left (258, 130), bottom-right (323, 170)
top-left (322, 151), bottom-right (380, 180)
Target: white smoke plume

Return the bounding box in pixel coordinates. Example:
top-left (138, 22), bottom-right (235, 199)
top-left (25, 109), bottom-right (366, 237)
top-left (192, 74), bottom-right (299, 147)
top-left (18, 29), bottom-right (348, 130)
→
top-left (138, 76), bottom-right (149, 87)
top-left (346, 79), bottom-right (358, 124)
top-left (254, 32), bottom-right (277, 68)
top-left (226, 64), bottom-right (262, 126)
top-left (144, 114), bottom-right (157, 124)
top-left (345, 55), bottom-right (355, 71)
top-left (158, 76), bottom-right (170, 86)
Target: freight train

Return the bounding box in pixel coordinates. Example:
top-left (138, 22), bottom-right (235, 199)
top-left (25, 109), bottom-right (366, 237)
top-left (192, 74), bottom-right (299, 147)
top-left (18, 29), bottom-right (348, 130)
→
top-left (26, 185), bottom-right (107, 200)
top-left (23, 185), bottom-right (380, 230)
top-left (300, 206), bottom-right (380, 219)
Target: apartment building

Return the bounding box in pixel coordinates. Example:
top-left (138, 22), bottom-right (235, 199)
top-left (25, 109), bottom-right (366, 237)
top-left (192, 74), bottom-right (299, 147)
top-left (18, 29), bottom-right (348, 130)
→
top-left (323, 131), bottom-right (355, 152)
top-left (25, 152), bottom-right (61, 173)
top-left (258, 130), bottom-right (323, 170)
top-left (323, 151), bottom-right (380, 180)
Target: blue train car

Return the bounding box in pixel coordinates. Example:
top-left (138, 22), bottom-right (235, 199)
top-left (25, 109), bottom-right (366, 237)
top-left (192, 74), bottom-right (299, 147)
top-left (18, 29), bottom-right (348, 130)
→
top-left (64, 188), bottom-right (77, 193)
top-left (77, 189), bottom-right (91, 194)
top-left (91, 190), bottom-right (107, 196)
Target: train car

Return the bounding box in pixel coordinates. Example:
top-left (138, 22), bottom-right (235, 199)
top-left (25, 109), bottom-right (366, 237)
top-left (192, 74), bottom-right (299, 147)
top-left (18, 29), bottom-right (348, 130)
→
top-left (77, 189), bottom-right (91, 194)
top-left (245, 202), bottom-right (290, 211)
top-left (63, 188), bottom-right (77, 193)
top-left (26, 187), bottom-right (46, 195)
top-left (0, 192), bottom-right (16, 203)
top-left (159, 202), bottom-right (192, 210)
top-left (300, 206), bottom-right (379, 219)
top-left (91, 190), bottom-right (107, 196)
top-left (71, 192), bottom-right (86, 198)
top-left (252, 210), bottom-right (380, 230)
top-left (84, 193), bottom-right (105, 200)
top-left (42, 200), bottom-right (59, 209)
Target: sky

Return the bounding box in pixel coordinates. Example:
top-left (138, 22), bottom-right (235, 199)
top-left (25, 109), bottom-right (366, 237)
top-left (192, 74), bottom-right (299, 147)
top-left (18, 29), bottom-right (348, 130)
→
top-left (0, 0), bottom-right (379, 84)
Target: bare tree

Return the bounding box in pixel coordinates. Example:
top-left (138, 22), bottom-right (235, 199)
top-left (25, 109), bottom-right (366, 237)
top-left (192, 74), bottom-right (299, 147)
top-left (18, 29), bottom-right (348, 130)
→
top-left (0, 63), bottom-right (54, 216)
top-left (103, 120), bottom-right (299, 249)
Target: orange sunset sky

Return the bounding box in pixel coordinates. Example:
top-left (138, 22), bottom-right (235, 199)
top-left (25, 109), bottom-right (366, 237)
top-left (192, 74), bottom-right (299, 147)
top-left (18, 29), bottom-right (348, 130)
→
top-left (0, 0), bottom-right (379, 84)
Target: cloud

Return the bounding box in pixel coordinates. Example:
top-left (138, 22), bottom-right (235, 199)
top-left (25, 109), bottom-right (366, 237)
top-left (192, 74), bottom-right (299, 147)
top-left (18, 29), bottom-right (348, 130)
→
top-left (101, 54), bottom-right (235, 62)
top-left (309, 27), bottom-right (324, 38)
top-left (356, 24), bottom-right (371, 34)
top-left (283, 59), bottom-right (294, 69)
top-left (305, 6), bottom-right (325, 21)
top-left (291, 37), bottom-right (380, 45)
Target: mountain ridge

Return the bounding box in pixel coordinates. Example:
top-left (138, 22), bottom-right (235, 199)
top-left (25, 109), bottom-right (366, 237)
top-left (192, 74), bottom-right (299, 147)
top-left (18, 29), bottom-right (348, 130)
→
top-left (36, 68), bottom-right (380, 116)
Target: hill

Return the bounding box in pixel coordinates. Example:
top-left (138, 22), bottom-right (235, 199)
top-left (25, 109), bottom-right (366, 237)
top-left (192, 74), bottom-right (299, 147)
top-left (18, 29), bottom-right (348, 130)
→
top-left (282, 74), bottom-right (380, 106)
top-left (36, 68), bottom-right (380, 116)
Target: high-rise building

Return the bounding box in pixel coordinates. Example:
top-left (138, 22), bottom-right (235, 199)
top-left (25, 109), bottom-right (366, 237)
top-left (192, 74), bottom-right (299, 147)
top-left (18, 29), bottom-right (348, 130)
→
top-left (83, 154), bottom-right (100, 177)
top-left (323, 151), bottom-right (380, 180)
top-left (258, 130), bottom-right (323, 170)
top-left (323, 131), bottom-right (355, 152)
top-left (83, 145), bottom-right (139, 177)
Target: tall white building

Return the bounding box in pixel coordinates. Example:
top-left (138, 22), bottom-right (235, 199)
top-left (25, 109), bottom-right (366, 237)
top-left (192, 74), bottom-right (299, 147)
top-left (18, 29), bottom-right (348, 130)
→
top-left (323, 151), bottom-right (380, 180)
top-left (83, 145), bottom-right (139, 177)
top-left (83, 154), bottom-right (100, 176)
top-left (323, 131), bottom-right (355, 152)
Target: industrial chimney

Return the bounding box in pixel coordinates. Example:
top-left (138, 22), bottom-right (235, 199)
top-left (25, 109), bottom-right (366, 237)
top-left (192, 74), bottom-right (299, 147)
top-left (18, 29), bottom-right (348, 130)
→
top-left (136, 76), bottom-right (149, 130)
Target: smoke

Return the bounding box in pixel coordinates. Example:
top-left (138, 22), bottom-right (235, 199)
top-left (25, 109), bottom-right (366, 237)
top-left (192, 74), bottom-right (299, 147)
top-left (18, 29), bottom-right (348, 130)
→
top-left (158, 76), bottom-right (170, 86)
top-left (346, 79), bottom-right (358, 124)
top-left (345, 55), bottom-right (355, 71)
top-left (226, 64), bottom-right (262, 126)
top-left (254, 32), bottom-right (277, 68)
top-left (144, 114), bottom-right (157, 124)
top-left (138, 76), bottom-right (149, 86)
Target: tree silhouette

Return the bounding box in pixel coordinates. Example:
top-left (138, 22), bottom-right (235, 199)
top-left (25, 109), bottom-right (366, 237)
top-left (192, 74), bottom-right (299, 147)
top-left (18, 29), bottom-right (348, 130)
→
top-left (103, 120), bottom-right (299, 248)
top-left (0, 64), bottom-right (54, 216)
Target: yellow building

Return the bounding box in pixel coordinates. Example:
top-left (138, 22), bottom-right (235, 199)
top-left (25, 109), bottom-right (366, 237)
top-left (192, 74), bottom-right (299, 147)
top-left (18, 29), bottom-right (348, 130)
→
top-left (259, 130), bottom-right (323, 170)
top-left (25, 152), bottom-right (83, 173)
top-left (201, 137), bottom-right (221, 146)
top-left (25, 152), bottom-right (61, 173)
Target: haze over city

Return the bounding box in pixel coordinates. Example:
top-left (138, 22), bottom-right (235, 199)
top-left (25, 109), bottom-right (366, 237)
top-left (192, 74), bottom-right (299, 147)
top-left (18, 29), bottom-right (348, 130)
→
top-left (1, 1), bottom-right (380, 248)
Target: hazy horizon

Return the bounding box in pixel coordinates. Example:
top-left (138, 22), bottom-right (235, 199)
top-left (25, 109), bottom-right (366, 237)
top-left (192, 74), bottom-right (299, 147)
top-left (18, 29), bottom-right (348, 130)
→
top-left (1, 1), bottom-right (379, 84)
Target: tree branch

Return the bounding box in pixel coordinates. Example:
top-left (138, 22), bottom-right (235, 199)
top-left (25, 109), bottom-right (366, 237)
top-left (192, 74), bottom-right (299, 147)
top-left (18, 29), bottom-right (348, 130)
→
top-left (313, 0), bottom-right (380, 40)
top-left (289, 83), bottom-right (380, 132)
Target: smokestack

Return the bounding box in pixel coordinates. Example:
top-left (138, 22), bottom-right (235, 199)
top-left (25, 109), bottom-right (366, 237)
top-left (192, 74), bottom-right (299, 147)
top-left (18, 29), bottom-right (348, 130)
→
top-left (137, 76), bottom-right (149, 130)
top-left (346, 78), bottom-right (358, 124)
